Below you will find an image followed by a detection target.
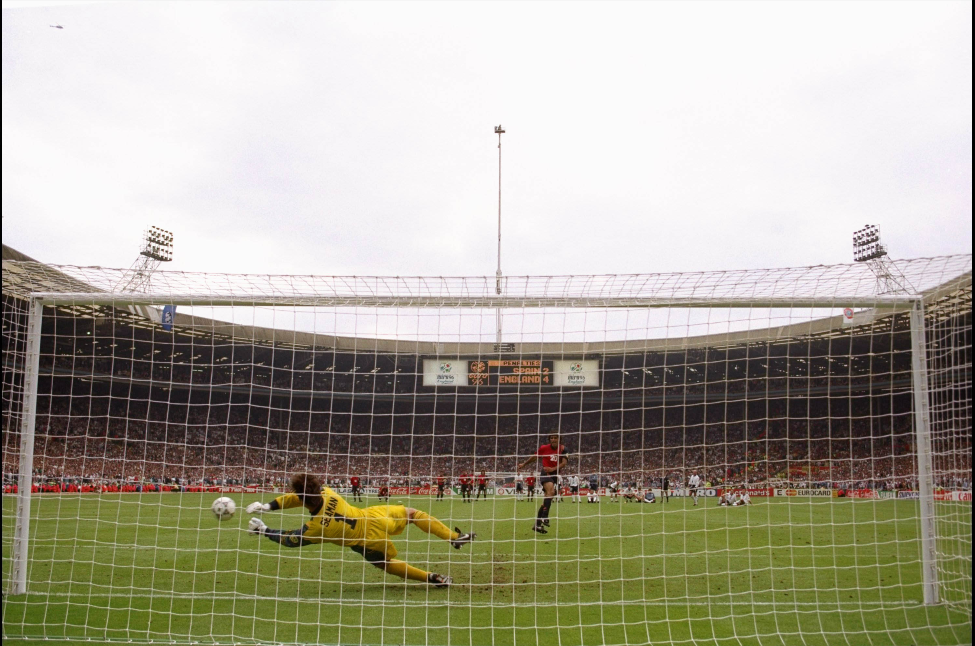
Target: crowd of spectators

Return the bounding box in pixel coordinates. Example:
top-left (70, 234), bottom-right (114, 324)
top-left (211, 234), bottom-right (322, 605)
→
top-left (2, 397), bottom-right (970, 492)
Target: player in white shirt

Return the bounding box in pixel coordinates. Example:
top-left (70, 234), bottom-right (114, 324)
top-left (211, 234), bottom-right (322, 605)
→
top-left (608, 480), bottom-right (620, 501)
top-left (623, 485), bottom-right (638, 502)
top-left (718, 490), bottom-right (753, 506)
top-left (587, 490), bottom-right (600, 503)
top-left (567, 475), bottom-right (580, 502)
top-left (687, 471), bottom-right (702, 506)
top-left (733, 492), bottom-right (752, 506)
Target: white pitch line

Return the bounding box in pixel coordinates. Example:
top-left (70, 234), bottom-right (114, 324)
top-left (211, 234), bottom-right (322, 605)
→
top-left (8, 592), bottom-right (925, 608)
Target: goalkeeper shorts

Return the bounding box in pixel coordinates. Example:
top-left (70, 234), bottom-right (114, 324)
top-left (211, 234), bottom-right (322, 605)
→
top-left (350, 505), bottom-right (410, 561)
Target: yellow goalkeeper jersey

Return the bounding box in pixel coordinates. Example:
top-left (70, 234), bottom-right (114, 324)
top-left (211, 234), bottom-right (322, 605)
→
top-left (273, 487), bottom-right (369, 546)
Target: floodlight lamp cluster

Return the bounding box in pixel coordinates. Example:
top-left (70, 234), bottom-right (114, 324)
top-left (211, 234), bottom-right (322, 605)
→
top-left (853, 224), bottom-right (886, 263)
top-left (141, 226), bottom-right (174, 262)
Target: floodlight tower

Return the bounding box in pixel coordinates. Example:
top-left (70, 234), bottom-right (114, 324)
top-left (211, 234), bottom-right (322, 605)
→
top-left (118, 226), bottom-right (174, 292)
top-left (494, 124), bottom-right (505, 346)
top-left (852, 224), bottom-right (912, 294)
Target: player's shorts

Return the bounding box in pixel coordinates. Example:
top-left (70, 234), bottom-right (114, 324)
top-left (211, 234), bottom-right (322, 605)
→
top-left (539, 475), bottom-right (559, 487)
top-left (516, 483), bottom-right (523, 491)
top-left (478, 485), bottom-right (487, 490)
top-left (437, 485), bottom-right (444, 491)
top-left (570, 486), bottom-right (580, 494)
top-left (350, 505), bottom-right (409, 562)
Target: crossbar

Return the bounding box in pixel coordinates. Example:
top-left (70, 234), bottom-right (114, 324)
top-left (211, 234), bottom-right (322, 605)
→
top-left (29, 292), bottom-right (918, 309)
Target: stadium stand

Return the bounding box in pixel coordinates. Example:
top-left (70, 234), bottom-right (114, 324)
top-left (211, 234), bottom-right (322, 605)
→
top-left (3, 245), bottom-right (970, 495)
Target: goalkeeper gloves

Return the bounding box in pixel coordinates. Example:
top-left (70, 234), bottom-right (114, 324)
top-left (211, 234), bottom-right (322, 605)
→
top-left (246, 502), bottom-right (271, 514)
top-left (248, 517), bottom-right (267, 536)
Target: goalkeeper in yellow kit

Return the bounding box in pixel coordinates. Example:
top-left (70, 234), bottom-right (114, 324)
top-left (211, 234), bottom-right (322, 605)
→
top-left (246, 473), bottom-right (474, 587)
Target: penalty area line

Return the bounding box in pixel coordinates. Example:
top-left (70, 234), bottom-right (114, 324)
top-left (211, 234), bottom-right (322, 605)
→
top-left (8, 592), bottom-right (925, 608)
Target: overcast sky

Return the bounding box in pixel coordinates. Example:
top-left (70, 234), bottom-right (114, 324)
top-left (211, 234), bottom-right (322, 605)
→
top-left (2, 1), bottom-right (971, 282)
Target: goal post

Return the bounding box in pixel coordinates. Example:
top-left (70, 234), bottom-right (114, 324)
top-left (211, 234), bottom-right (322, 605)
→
top-left (1, 255), bottom-right (971, 646)
top-left (7, 295), bottom-right (42, 596)
top-left (910, 298), bottom-right (939, 605)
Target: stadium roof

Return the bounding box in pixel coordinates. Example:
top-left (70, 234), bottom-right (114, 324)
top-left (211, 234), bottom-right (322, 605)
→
top-left (2, 245), bottom-right (970, 355)
top-left (1, 245), bottom-right (39, 263)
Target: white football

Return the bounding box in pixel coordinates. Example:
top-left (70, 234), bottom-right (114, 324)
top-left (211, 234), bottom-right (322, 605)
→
top-left (211, 496), bottom-right (236, 520)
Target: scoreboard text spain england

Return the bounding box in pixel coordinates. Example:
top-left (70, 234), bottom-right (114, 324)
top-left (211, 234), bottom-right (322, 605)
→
top-left (468, 359), bottom-right (554, 385)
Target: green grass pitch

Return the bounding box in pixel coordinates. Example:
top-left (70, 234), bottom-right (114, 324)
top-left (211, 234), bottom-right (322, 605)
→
top-left (2, 493), bottom-right (971, 646)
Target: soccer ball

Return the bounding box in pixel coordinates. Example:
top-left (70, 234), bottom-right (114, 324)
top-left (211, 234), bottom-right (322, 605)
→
top-left (211, 496), bottom-right (236, 520)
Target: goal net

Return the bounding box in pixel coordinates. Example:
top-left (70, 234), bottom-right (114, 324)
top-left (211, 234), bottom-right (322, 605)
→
top-left (2, 255), bottom-right (972, 646)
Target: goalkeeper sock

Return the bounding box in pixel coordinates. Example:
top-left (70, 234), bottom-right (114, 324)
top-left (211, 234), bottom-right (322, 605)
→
top-left (411, 510), bottom-right (458, 541)
top-left (384, 559), bottom-right (429, 582)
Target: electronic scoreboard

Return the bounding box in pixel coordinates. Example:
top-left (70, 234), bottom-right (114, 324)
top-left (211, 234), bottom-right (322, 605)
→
top-left (468, 359), bottom-right (553, 386)
top-left (422, 359), bottom-right (599, 387)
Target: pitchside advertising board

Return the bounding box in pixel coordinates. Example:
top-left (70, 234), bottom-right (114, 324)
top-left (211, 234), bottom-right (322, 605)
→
top-left (774, 489), bottom-right (835, 497)
top-left (7, 484), bottom-right (969, 499)
top-left (422, 359), bottom-right (600, 387)
top-left (935, 490), bottom-right (973, 502)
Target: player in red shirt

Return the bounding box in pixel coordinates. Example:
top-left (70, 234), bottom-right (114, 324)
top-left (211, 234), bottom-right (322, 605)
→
top-left (350, 475), bottom-right (362, 502)
top-left (518, 433), bottom-right (569, 534)
top-left (436, 475), bottom-right (447, 500)
top-left (524, 475), bottom-right (536, 501)
top-left (475, 472), bottom-right (488, 501)
top-left (459, 474), bottom-right (472, 503)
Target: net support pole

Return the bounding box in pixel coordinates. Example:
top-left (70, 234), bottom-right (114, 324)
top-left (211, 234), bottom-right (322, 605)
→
top-left (910, 297), bottom-right (939, 605)
top-left (8, 296), bottom-right (43, 596)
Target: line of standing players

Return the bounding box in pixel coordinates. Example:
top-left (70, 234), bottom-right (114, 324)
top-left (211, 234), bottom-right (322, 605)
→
top-left (347, 473), bottom-right (492, 504)
top-left (457, 472), bottom-right (489, 502)
top-left (348, 475), bottom-right (388, 503)
top-left (345, 433), bottom-right (572, 536)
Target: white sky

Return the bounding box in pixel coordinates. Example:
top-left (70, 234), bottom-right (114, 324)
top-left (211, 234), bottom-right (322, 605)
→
top-left (1, 1), bottom-right (971, 346)
top-left (2, 0), bottom-right (970, 281)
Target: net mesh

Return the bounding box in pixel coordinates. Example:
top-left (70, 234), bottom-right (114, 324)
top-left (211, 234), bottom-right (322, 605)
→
top-left (2, 255), bottom-right (972, 646)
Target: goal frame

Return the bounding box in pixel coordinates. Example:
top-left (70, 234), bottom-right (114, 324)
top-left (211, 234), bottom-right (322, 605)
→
top-left (6, 289), bottom-right (939, 606)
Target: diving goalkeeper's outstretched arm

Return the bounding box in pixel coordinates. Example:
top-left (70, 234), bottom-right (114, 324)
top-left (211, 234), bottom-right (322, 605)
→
top-left (247, 517), bottom-right (317, 547)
